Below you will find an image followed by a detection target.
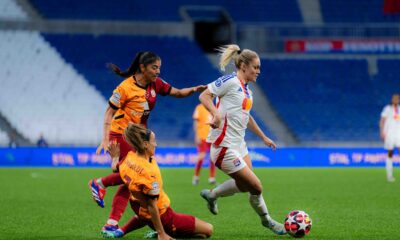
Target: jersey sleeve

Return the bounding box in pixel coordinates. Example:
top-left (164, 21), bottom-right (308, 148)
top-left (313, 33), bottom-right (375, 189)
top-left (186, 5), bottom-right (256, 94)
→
top-left (207, 75), bottom-right (235, 98)
top-left (381, 106), bottom-right (390, 118)
top-left (140, 174), bottom-right (161, 196)
top-left (155, 78), bottom-right (172, 96)
top-left (109, 84), bottom-right (127, 109)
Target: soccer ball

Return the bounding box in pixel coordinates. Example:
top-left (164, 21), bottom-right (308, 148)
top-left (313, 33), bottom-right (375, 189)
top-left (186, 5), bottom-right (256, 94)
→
top-left (284, 210), bottom-right (312, 238)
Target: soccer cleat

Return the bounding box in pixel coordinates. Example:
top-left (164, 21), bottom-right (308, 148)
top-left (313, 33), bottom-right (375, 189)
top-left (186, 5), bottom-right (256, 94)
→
top-left (200, 189), bottom-right (218, 215)
top-left (208, 178), bottom-right (217, 185)
top-left (262, 215), bottom-right (287, 235)
top-left (143, 230), bottom-right (158, 239)
top-left (89, 179), bottom-right (106, 208)
top-left (101, 228), bottom-right (124, 238)
top-left (387, 177), bottom-right (396, 182)
top-left (192, 176), bottom-right (199, 186)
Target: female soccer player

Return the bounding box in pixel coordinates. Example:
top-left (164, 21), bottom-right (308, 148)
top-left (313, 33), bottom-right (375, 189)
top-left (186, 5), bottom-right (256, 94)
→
top-left (89, 51), bottom-right (206, 232)
top-left (379, 93), bottom-right (400, 182)
top-left (198, 44), bottom-right (286, 235)
top-left (103, 123), bottom-right (213, 239)
top-left (192, 103), bottom-right (216, 185)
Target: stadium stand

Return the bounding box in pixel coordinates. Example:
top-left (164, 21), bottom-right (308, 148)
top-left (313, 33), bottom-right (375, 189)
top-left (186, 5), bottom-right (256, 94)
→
top-left (0, 0), bottom-right (28, 20)
top-left (29, 0), bottom-right (301, 23)
top-left (320, 0), bottom-right (400, 23)
top-left (259, 59), bottom-right (381, 142)
top-left (0, 130), bottom-right (9, 147)
top-left (0, 30), bottom-right (105, 145)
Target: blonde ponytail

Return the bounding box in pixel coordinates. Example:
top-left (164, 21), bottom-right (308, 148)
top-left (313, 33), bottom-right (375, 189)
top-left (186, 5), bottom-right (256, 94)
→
top-left (217, 44), bottom-right (241, 71)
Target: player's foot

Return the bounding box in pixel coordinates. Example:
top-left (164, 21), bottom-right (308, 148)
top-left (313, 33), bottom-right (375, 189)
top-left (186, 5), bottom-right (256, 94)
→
top-left (89, 179), bottom-right (106, 208)
top-left (200, 189), bottom-right (218, 215)
top-left (192, 176), bottom-right (199, 186)
top-left (208, 177), bottom-right (216, 185)
top-left (144, 230), bottom-right (158, 239)
top-left (262, 215), bottom-right (287, 235)
top-left (387, 176), bottom-right (396, 182)
top-left (101, 224), bottom-right (119, 232)
top-left (101, 228), bottom-right (124, 238)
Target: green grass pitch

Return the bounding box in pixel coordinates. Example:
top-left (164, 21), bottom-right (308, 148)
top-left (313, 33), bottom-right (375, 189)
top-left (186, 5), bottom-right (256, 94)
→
top-left (0, 167), bottom-right (398, 240)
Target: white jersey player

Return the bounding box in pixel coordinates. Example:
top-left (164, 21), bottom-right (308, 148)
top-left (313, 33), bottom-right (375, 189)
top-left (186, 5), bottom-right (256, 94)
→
top-left (199, 44), bottom-right (286, 236)
top-left (379, 93), bottom-right (400, 182)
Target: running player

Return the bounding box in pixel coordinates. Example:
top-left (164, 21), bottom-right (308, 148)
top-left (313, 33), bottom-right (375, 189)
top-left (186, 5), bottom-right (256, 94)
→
top-left (379, 93), bottom-right (400, 182)
top-left (198, 44), bottom-right (286, 235)
top-left (103, 123), bottom-right (213, 239)
top-left (89, 51), bottom-right (206, 233)
top-left (192, 103), bottom-right (216, 185)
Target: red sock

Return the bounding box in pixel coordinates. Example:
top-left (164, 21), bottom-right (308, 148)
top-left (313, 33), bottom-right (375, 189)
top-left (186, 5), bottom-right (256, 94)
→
top-left (121, 216), bottom-right (146, 234)
top-left (194, 158), bottom-right (204, 176)
top-left (109, 185), bottom-right (131, 222)
top-left (101, 172), bottom-right (124, 187)
top-left (210, 160), bottom-right (216, 178)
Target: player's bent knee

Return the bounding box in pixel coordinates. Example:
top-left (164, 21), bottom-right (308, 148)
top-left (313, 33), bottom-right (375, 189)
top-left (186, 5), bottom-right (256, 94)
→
top-left (248, 181), bottom-right (263, 195)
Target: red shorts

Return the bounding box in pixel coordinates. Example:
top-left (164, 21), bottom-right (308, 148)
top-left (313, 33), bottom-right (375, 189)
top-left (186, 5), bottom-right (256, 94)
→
top-left (197, 140), bottom-right (211, 153)
top-left (109, 131), bottom-right (135, 163)
top-left (130, 200), bottom-right (196, 238)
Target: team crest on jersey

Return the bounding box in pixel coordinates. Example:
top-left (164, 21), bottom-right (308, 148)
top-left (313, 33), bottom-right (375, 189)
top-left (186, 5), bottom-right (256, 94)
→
top-left (233, 159), bottom-right (241, 167)
top-left (150, 89), bottom-right (156, 97)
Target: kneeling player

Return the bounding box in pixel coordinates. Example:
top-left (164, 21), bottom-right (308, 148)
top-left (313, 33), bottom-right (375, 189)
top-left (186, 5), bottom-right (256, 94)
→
top-left (103, 123), bottom-right (213, 239)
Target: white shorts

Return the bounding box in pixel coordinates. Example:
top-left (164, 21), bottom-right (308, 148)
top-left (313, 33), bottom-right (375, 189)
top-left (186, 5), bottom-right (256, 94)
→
top-left (384, 133), bottom-right (400, 150)
top-left (210, 142), bottom-right (248, 174)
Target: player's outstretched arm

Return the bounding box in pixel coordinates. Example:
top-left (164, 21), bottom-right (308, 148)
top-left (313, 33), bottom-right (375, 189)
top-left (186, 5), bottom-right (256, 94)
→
top-left (169, 85), bottom-right (207, 98)
top-left (248, 115), bottom-right (276, 150)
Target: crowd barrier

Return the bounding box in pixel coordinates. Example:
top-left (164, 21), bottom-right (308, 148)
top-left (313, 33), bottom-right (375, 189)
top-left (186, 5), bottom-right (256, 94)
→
top-left (0, 147), bottom-right (398, 167)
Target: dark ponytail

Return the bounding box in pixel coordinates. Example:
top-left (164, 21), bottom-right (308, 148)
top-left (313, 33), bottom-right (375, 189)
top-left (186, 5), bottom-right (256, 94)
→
top-left (108, 52), bottom-right (160, 78)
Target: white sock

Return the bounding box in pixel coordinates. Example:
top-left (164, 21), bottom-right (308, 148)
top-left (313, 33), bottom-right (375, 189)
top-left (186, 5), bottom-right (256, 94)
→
top-left (96, 178), bottom-right (105, 188)
top-left (107, 219), bottom-right (118, 226)
top-left (249, 194), bottom-right (269, 221)
top-left (386, 157), bottom-right (393, 179)
top-left (209, 179), bottom-right (241, 198)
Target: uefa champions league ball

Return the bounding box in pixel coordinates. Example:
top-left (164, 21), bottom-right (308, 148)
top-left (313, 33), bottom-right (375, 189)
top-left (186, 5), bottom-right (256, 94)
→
top-left (284, 210), bottom-right (312, 238)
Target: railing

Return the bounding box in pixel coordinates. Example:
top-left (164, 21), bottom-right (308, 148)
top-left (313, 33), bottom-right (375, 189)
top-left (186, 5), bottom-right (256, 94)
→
top-left (238, 23), bottom-right (400, 53)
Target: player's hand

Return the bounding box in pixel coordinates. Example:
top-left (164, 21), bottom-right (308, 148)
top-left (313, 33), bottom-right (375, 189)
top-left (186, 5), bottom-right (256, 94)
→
top-left (208, 113), bottom-right (222, 129)
top-left (193, 85), bottom-right (207, 93)
top-left (107, 140), bottom-right (120, 159)
top-left (158, 232), bottom-right (175, 240)
top-left (263, 137), bottom-right (276, 150)
top-left (96, 138), bottom-right (110, 155)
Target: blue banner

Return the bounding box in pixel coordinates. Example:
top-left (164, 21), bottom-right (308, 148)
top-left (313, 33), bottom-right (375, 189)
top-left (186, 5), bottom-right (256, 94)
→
top-left (0, 147), bottom-right (397, 167)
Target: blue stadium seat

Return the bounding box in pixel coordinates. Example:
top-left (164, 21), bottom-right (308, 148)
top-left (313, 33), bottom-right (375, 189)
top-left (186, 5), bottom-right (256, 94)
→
top-left (29, 0), bottom-right (302, 23)
top-left (320, 0), bottom-right (400, 23)
top-left (258, 59), bottom-right (383, 141)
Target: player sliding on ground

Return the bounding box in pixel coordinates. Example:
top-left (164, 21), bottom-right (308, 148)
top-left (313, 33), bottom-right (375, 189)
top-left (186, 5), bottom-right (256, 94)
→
top-left (199, 44), bottom-right (286, 236)
top-left (103, 123), bottom-right (213, 239)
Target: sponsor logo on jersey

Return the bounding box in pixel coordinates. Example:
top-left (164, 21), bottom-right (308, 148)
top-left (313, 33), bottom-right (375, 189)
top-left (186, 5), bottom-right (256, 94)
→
top-left (237, 87), bottom-right (242, 92)
top-left (131, 110), bottom-right (150, 117)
